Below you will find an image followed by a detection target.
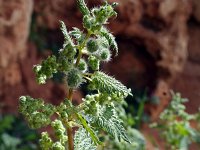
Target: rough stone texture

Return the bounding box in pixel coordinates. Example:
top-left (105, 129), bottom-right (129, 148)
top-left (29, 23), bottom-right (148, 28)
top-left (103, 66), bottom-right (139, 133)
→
top-left (173, 24), bottom-right (200, 113)
top-left (0, 0), bottom-right (33, 67)
top-left (193, 0), bottom-right (200, 22)
top-left (0, 0), bottom-right (33, 95)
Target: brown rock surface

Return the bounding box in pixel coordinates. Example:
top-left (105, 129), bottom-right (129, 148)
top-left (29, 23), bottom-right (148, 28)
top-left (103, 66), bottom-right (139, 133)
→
top-left (173, 24), bottom-right (200, 113)
top-left (0, 0), bottom-right (33, 92)
top-left (193, 0), bottom-right (200, 22)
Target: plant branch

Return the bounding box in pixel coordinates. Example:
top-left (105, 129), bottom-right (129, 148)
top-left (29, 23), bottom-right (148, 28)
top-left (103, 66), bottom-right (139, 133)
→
top-left (66, 32), bottom-right (91, 150)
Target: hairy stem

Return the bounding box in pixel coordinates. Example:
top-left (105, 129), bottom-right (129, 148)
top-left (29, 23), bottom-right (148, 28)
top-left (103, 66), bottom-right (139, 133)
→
top-left (67, 88), bottom-right (74, 150)
top-left (75, 32), bottom-right (91, 66)
top-left (67, 127), bottom-right (74, 150)
top-left (66, 32), bottom-right (91, 150)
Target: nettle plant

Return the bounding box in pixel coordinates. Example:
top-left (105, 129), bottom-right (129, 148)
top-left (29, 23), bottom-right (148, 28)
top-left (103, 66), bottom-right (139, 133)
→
top-left (19, 0), bottom-right (133, 150)
top-left (151, 93), bottom-right (200, 150)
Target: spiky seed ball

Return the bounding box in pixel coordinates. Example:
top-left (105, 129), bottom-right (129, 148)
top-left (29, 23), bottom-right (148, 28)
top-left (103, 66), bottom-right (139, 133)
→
top-left (78, 59), bottom-right (87, 72)
top-left (99, 48), bottom-right (111, 61)
top-left (88, 56), bottom-right (100, 71)
top-left (67, 68), bottom-right (82, 88)
top-left (86, 38), bottom-right (99, 53)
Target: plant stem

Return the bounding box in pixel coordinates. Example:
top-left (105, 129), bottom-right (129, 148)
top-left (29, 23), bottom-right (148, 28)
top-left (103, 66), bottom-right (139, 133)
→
top-left (67, 88), bottom-right (74, 150)
top-left (75, 32), bottom-right (91, 66)
top-left (66, 31), bottom-right (91, 150)
top-left (67, 127), bottom-right (74, 150)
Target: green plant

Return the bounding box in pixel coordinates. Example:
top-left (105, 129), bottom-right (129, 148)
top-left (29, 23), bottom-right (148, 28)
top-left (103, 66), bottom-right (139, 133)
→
top-left (19, 1), bottom-right (134, 150)
top-left (0, 115), bottom-right (39, 150)
top-left (150, 93), bottom-right (200, 150)
top-left (102, 101), bottom-right (145, 150)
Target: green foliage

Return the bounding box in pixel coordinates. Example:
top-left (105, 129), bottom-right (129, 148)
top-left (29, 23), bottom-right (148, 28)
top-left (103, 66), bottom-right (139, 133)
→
top-left (88, 56), bottom-right (100, 71)
top-left (18, 0), bottom-right (138, 150)
top-left (19, 96), bottom-right (56, 129)
top-left (99, 101), bottom-right (146, 150)
top-left (67, 68), bottom-right (83, 88)
top-left (39, 132), bottom-right (53, 150)
top-left (77, 0), bottom-right (90, 16)
top-left (0, 115), bottom-right (39, 150)
top-left (91, 105), bottom-right (130, 143)
top-left (33, 56), bottom-right (58, 84)
top-left (100, 27), bottom-right (118, 56)
top-left (86, 38), bottom-right (99, 53)
top-left (90, 71), bottom-right (132, 96)
top-left (151, 93), bottom-right (200, 150)
top-left (74, 127), bottom-right (96, 150)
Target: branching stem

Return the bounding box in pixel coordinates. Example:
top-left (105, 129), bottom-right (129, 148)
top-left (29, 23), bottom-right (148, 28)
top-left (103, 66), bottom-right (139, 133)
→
top-left (66, 31), bottom-right (91, 150)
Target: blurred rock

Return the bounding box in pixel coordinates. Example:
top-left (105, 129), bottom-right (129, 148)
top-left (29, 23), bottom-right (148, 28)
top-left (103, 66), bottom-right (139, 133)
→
top-left (193, 0), bottom-right (200, 22)
top-left (173, 24), bottom-right (200, 113)
top-left (0, 0), bottom-right (33, 84)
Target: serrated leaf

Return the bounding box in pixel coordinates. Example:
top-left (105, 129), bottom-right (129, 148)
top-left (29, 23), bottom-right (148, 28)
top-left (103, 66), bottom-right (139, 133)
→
top-left (92, 105), bottom-right (131, 143)
top-left (77, 114), bottom-right (102, 145)
top-left (74, 127), bottom-right (97, 150)
top-left (60, 21), bottom-right (74, 47)
top-left (69, 27), bottom-right (85, 45)
top-left (100, 27), bottom-right (118, 56)
top-left (77, 0), bottom-right (90, 16)
top-left (90, 71), bottom-right (132, 97)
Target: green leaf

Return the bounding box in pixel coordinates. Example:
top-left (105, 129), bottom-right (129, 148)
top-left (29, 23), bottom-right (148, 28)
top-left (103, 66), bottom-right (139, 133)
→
top-left (77, 114), bottom-right (102, 145)
top-left (100, 27), bottom-right (118, 56)
top-left (77, 0), bottom-right (90, 16)
top-left (90, 71), bottom-right (132, 97)
top-left (60, 21), bottom-right (74, 47)
top-left (74, 127), bottom-right (97, 150)
top-left (92, 105), bottom-right (131, 143)
top-left (69, 27), bottom-right (85, 45)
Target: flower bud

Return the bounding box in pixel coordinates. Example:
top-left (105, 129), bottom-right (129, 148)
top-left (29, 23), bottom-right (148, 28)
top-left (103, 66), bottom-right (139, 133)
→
top-left (67, 68), bottom-right (83, 88)
top-left (52, 142), bottom-right (65, 150)
top-left (99, 48), bottom-right (111, 61)
top-left (86, 38), bottom-right (99, 53)
top-left (83, 15), bottom-right (94, 29)
top-left (88, 56), bottom-right (100, 71)
top-left (78, 59), bottom-right (87, 72)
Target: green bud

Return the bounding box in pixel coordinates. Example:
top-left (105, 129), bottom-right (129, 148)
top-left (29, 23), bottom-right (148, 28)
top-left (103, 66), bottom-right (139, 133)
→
top-left (55, 129), bottom-right (63, 137)
top-left (67, 68), bottom-right (83, 88)
top-left (112, 2), bottom-right (119, 7)
top-left (52, 142), bottom-right (65, 150)
top-left (99, 48), bottom-right (111, 61)
top-left (39, 132), bottom-right (53, 149)
top-left (86, 38), bottom-right (99, 53)
top-left (62, 44), bottom-right (76, 59)
top-left (83, 15), bottom-right (95, 29)
top-left (33, 55), bottom-right (58, 84)
top-left (58, 55), bottom-right (72, 72)
top-left (33, 65), bottom-right (42, 73)
top-left (78, 59), bottom-right (87, 72)
top-left (37, 75), bottom-right (47, 84)
top-left (88, 56), bottom-right (100, 71)
top-left (19, 96), bottom-right (26, 105)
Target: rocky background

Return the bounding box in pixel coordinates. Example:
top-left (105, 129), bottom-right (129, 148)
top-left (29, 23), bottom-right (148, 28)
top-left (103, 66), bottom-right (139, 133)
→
top-left (0, 0), bottom-right (199, 120)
